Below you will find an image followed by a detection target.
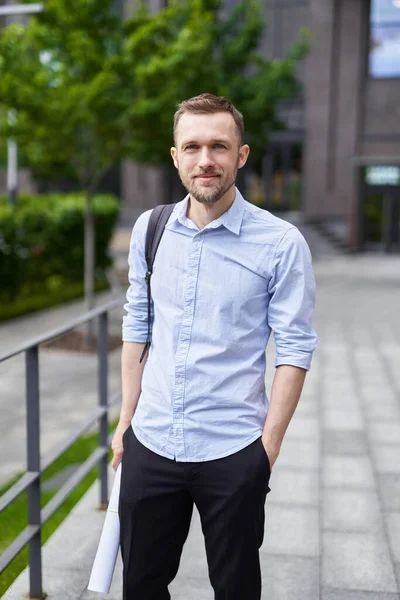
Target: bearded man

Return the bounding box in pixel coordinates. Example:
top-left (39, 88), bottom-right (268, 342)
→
top-left (112, 93), bottom-right (317, 600)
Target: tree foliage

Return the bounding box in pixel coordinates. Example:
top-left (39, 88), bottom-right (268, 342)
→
top-left (0, 0), bottom-right (309, 175)
top-left (0, 0), bottom-right (131, 191)
top-left (123, 0), bottom-right (310, 163)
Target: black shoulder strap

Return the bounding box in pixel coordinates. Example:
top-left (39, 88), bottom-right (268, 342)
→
top-left (139, 204), bottom-right (175, 363)
top-left (145, 204), bottom-right (175, 274)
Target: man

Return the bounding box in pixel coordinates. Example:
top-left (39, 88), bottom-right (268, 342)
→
top-left (112, 93), bottom-right (317, 600)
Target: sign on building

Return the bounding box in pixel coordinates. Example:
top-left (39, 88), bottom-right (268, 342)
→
top-left (366, 166), bottom-right (400, 186)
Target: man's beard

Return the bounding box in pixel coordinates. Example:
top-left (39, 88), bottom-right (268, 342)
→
top-left (178, 165), bottom-right (238, 205)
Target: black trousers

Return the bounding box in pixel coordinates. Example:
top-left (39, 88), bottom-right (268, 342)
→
top-left (119, 427), bottom-right (271, 600)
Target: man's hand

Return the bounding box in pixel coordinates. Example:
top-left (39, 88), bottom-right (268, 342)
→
top-left (111, 420), bottom-right (130, 471)
top-left (261, 435), bottom-right (280, 471)
top-left (261, 365), bottom-right (307, 472)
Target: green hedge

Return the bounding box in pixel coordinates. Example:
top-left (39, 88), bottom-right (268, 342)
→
top-left (0, 193), bottom-right (120, 304)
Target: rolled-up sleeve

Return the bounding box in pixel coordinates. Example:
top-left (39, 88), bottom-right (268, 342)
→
top-left (122, 209), bottom-right (153, 343)
top-left (267, 227), bottom-right (318, 370)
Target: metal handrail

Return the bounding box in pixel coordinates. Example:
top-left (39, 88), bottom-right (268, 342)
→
top-left (0, 472), bottom-right (38, 513)
top-left (0, 296), bottom-right (124, 598)
top-left (0, 297), bottom-right (122, 363)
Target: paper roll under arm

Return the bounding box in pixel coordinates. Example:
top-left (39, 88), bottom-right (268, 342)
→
top-left (87, 464), bottom-right (121, 593)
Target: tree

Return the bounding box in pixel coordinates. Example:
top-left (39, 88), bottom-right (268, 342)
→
top-left (124, 0), bottom-right (309, 167)
top-left (0, 0), bottom-right (132, 311)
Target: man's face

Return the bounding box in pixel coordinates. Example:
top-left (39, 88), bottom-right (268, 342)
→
top-left (171, 112), bottom-right (250, 205)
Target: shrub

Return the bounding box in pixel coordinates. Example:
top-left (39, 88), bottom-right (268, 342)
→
top-left (0, 193), bottom-right (120, 302)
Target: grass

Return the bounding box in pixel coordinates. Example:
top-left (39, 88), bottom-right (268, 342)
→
top-left (0, 278), bottom-right (110, 323)
top-left (0, 419), bottom-right (118, 597)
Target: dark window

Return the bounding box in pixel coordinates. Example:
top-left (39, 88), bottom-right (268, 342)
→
top-left (369, 0), bottom-right (400, 78)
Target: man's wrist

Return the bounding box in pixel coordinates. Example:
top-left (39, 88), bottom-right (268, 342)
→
top-left (261, 428), bottom-right (282, 449)
top-left (119, 414), bottom-right (132, 427)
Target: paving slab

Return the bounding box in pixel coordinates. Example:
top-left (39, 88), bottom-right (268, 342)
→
top-left (169, 577), bottom-right (213, 599)
top-left (284, 415), bottom-right (319, 439)
top-left (385, 513), bottom-right (400, 563)
top-left (395, 563), bottom-right (400, 595)
top-left (323, 409), bottom-right (364, 431)
top-left (322, 430), bottom-right (369, 456)
top-left (261, 506), bottom-right (319, 557)
top-left (378, 474), bottom-right (400, 512)
top-left (360, 386), bottom-right (397, 402)
top-left (323, 455), bottom-right (375, 489)
top-left (323, 589), bottom-right (400, 600)
top-left (260, 555), bottom-right (319, 600)
top-left (323, 489), bottom-right (383, 533)
top-left (372, 445), bottom-right (400, 474)
top-left (323, 531), bottom-right (398, 593)
top-left (322, 393), bottom-right (361, 410)
top-left (368, 422), bottom-right (400, 444)
top-left (294, 398), bottom-right (318, 417)
top-left (268, 468), bottom-right (319, 507)
top-left (276, 439), bottom-right (319, 470)
top-left (364, 401), bottom-right (400, 422)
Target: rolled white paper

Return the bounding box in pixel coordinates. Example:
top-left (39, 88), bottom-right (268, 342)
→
top-left (87, 464), bottom-right (121, 593)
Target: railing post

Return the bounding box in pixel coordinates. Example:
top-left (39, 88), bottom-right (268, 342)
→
top-left (26, 346), bottom-right (43, 599)
top-left (98, 312), bottom-right (109, 507)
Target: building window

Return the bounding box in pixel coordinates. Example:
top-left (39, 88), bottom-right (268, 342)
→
top-left (369, 0), bottom-right (400, 78)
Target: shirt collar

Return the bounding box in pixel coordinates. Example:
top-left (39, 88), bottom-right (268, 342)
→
top-left (167, 187), bottom-right (245, 236)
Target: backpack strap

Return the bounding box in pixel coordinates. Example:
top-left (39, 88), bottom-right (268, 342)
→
top-left (139, 203), bottom-right (176, 363)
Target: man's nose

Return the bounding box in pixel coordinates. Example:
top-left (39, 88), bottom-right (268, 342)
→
top-left (197, 147), bottom-right (214, 169)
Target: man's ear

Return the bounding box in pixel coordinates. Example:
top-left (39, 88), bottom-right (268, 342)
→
top-left (238, 144), bottom-right (250, 169)
top-left (170, 147), bottom-right (178, 169)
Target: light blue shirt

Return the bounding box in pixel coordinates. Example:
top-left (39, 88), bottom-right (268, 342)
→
top-left (122, 188), bottom-right (317, 462)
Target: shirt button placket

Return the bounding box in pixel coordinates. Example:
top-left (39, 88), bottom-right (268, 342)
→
top-left (173, 234), bottom-right (203, 460)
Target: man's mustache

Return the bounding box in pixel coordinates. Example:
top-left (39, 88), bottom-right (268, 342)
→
top-left (192, 170), bottom-right (222, 178)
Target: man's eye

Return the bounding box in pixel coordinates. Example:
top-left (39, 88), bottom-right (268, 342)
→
top-left (185, 145), bottom-right (198, 151)
top-left (214, 144), bottom-right (226, 149)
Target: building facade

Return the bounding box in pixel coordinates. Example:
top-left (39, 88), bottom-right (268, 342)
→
top-left (304, 0), bottom-right (400, 249)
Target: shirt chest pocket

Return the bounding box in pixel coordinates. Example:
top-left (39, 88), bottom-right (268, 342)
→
top-left (196, 255), bottom-right (268, 329)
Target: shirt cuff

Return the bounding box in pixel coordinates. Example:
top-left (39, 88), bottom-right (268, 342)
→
top-left (275, 353), bottom-right (314, 371)
top-left (122, 333), bottom-right (148, 343)
top-left (122, 313), bottom-right (151, 344)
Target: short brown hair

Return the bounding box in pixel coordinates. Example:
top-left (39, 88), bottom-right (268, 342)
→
top-left (173, 93), bottom-right (244, 144)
